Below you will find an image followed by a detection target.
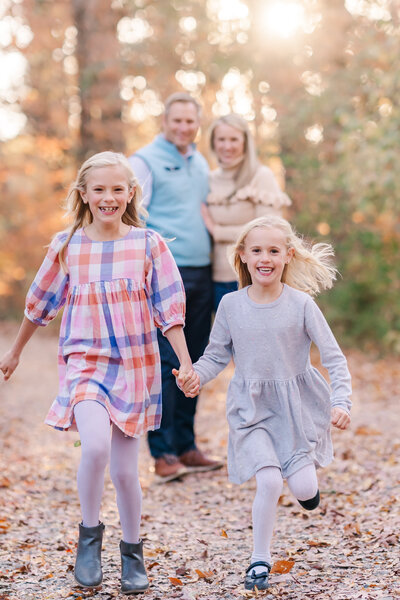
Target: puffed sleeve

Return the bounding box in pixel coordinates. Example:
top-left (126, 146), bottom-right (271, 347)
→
top-left (193, 299), bottom-right (233, 387)
top-left (304, 296), bottom-right (352, 413)
top-left (24, 232), bottom-right (70, 326)
top-left (145, 229), bottom-right (185, 334)
top-left (237, 166), bottom-right (291, 214)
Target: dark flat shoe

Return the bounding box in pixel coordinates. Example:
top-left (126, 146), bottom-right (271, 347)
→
top-left (298, 489), bottom-right (320, 510)
top-left (244, 560), bottom-right (271, 591)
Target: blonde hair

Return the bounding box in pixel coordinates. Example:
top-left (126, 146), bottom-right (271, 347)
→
top-left (209, 113), bottom-right (260, 192)
top-left (58, 151), bottom-right (146, 271)
top-left (231, 216), bottom-right (338, 296)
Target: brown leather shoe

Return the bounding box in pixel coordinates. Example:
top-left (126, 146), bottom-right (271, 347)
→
top-left (179, 449), bottom-right (224, 473)
top-left (154, 454), bottom-right (188, 484)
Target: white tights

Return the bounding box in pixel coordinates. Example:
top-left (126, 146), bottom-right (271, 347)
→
top-left (251, 464), bottom-right (318, 571)
top-left (74, 400), bottom-right (142, 544)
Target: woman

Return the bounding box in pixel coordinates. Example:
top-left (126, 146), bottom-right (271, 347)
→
top-left (202, 113), bottom-right (291, 309)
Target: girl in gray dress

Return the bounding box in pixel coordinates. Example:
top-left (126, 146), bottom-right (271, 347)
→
top-left (176, 215), bottom-right (351, 591)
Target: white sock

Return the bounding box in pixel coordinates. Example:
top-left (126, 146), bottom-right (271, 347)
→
top-left (110, 426), bottom-right (142, 544)
top-left (74, 401), bottom-right (111, 527)
top-left (251, 466), bottom-right (283, 575)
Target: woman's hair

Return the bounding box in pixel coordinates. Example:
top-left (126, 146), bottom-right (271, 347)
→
top-left (209, 113), bottom-right (260, 192)
top-left (230, 215), bottom-right (338, 296)
top-left (58, 151), bottom-right (146, 271)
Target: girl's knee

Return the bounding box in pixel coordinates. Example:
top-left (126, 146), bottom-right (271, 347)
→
top-left (286, 464), bottom-right (318, 502)
top-left (256, 467), bottom-right (283, 497)
top-left (81, 442), bottom-right (109, 470)
top-left (110, 467), bottom-right (140, 491)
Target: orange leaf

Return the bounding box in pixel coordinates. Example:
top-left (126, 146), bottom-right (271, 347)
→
top-left (0, 519), bottom-right (10, 532)
top-left (344, 522), bottom-right (361, 536)
top-left (195, 569), bottom-right (213, 579)
top-left (355, 425), bottom-right (381, 436)
top-left (221, 529), bottom-right (228, 538)
top-left (271, 559), bottom-right (295, 574)
top-left (169, 577), bottom-right (183, 586)
top-left (307, 540), bottom-right (330, 547)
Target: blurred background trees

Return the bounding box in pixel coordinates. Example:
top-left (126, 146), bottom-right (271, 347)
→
top-left (0, 0), bottom-right (399, 352)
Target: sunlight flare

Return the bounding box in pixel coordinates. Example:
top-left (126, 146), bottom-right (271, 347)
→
top-left (261, 1), bottom-right (305, 38)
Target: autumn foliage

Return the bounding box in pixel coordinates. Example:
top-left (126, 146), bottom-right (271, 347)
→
top-left (0, 1), bottom-right (399, 352)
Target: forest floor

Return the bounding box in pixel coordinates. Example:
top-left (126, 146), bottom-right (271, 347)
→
top-left (0, 323), bottom-right (399, 600)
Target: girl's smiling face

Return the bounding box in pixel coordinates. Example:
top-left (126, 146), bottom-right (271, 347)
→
top-left (82, 165), bottom-right (134, 229)
top-left (240, 226), bottom-right (294, 296)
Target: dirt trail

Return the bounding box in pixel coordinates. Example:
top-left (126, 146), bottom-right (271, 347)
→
top-left (0, 324), bottom-right (399, 600)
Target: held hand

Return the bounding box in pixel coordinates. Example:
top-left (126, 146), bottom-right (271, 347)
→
top-left (331, 407), bottom-right (351, 430)
top-left (0, 351), bottom-right (20, 381)
top-left (172, 368), bottom-right (200, 398)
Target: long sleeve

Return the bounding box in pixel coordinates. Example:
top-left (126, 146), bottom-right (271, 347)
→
top-left (193, 300), bottom-right (233, 387)
top-left (129, 155), bottom-right (153, 208)
top-left (25, 233), bottom-right (69, 326)
top-left (248, 165), bottom-right (291, 212)
top-left (145, 229), bottom-right (185, 333)
top-left (304, 297), bottom-right (352, 413)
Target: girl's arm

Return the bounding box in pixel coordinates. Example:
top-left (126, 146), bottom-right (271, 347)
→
top-left (304, 298), bottom-right (352, 429)
top-left (0, 317), bottom-right (39, 380)
top-left (191, 300), bottom-right (233, 387)
top-left (164, 326), bottom-right (200, 398)
top-left (163, 324), bottom-right (193, 373)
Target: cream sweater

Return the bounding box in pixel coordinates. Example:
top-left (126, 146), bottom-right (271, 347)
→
top-left (207, 165), bottom-right (291, 282)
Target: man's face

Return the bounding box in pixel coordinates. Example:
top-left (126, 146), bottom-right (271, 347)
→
top-left (162, 101), bottom-right (200, 154)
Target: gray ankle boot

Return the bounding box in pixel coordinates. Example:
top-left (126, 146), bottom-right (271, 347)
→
top-left (120, 539), bottom-right (149, 594)
top-left (74, 522), bottom-right (105, 588)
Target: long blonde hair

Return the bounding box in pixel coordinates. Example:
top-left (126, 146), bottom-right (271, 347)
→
top-left (209, 113), bottom-right (259, 193)
top-left (231, 216), bottom-right (338, 296)
top-left (58, 151), bottom-right (146, 271)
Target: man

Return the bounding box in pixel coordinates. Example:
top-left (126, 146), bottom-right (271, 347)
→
top-left (129, 92), bottom-right (222, 482)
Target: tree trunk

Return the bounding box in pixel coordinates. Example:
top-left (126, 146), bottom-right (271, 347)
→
top-left (72, 0), bottom-right (123, 160)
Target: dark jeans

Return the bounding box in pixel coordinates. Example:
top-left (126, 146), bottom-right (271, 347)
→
top-left (148, 266), bottom-right (212, 458)
top-left (213, 280), bottom-right (238, 312)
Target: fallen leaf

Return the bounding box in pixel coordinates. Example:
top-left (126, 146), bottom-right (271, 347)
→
top-left (307, 540), bottom-right (331, 547)
top-left (344, 522), bottom-right (361, 536)
top-left (221, 529), bottom-right (228, 538)
top-left (271, 560), bottom-right (295, 574)
top-left (355, 426), bottom-right (381, 436)
top-left (195, 568), bottom-right (214, 580)
top-left (168, 576), bottom-right (183, 586)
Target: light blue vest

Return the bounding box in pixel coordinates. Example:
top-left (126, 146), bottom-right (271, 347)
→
top-left (135, 135), bottom-right (211, 267)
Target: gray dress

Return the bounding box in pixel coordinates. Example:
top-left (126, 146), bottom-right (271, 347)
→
top-left (194, 285), bottom-right (352, 484)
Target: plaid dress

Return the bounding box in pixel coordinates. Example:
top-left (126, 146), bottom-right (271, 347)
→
top-left (25, 227), bottom-right (185, 437)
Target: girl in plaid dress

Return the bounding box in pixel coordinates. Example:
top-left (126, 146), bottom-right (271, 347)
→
top-left (0, 151), bottom-right (194, 594)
